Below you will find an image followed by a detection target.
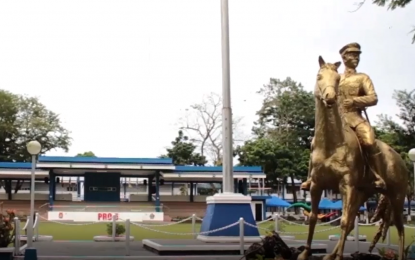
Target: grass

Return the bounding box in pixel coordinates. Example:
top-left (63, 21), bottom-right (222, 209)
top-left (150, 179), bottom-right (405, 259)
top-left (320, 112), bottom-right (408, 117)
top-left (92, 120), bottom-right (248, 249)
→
top-left (30, 221), bottom-right (415, 245)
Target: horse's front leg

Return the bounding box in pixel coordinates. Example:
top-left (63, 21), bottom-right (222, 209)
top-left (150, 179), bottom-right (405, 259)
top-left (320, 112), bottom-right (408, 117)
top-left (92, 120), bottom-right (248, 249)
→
top-left (329, 187), bottom-right (361, 260)
top-left (297, 182), bottom-right (323, 260)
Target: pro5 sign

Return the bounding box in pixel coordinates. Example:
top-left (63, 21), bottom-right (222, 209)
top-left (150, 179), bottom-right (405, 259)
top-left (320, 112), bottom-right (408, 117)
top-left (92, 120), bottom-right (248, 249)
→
top-left (98, 213), bottom-right (119, 221)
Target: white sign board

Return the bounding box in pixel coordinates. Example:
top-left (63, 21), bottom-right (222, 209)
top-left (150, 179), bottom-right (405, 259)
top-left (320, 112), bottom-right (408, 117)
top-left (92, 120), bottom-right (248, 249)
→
top-left (48, 211), bottom-right (164, 222)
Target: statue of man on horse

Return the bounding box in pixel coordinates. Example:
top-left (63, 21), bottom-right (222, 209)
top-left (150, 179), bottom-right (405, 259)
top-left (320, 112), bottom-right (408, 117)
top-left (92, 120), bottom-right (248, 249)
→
top-left (301, 42), bottom-right (386, 192)
top-left (295, 46), bottom-right (408, 260)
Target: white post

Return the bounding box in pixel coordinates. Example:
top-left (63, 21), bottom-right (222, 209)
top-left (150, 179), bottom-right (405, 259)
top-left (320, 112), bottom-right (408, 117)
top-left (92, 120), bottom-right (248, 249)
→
top-left (239, 218), bottom-right (244, 255)
top-left (34, 212), bottom-right (39, 241)
top-left (125, 219), bottom-right (130, 256)
top-left (27, 154), bottom-right (36, 248)
top-left (192, 214), bottom-right (196, 239)
top-left (220, 0), bottom-right (234, 193)
top-left (354, 217), bottom-right (359, 251)
top-left (14, 217), bottom-right (20, 256)
top-left (274, 213), bottom-right (279, 232)
top-left (112, 217), bottom-right (116, 242)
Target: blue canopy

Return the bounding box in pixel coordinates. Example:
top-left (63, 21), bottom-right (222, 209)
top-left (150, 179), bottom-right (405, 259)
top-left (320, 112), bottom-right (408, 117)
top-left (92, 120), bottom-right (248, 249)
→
top-left (266, 196), bottom-right (291, 208)
top-left (332, 200), bottom-right (366, 211)
top-left (319, 198), bottom-right (336, 209)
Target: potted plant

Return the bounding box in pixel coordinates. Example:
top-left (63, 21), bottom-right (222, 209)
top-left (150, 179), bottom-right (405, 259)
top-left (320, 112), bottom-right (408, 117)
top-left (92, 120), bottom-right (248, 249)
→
top-left (106, 223), bottom-right (125, 237)
top-left (0, 210), bottom-right (16, 260)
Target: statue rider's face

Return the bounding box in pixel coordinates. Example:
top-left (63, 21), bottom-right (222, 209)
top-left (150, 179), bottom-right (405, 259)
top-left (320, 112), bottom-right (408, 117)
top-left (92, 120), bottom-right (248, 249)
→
top-left (343, 52), bottom-right (360, 69)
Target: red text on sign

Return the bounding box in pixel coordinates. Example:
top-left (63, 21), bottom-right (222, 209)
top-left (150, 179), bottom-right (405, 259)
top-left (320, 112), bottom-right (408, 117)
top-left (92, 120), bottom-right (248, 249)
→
top-left (97, 213), bottom-right (119, 221)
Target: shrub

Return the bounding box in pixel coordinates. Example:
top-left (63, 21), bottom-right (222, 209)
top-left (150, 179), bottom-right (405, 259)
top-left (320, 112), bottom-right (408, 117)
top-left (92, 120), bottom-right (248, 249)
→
top-left (0, 210), bottom-right (16, 247)
top-left (106, 223), bottom-right (126, 236)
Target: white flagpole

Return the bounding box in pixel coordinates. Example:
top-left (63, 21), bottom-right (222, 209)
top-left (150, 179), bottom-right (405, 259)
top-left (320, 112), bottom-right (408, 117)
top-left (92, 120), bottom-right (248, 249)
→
top-left (220, 0), bottom-right (234, 193)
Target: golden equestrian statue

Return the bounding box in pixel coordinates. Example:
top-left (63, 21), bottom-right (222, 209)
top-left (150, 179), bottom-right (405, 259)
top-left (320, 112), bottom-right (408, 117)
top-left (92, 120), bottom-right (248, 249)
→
top-left (301, 43), bottom-right (386, 192)
top-left (296, 50), bottom-right (408, 260)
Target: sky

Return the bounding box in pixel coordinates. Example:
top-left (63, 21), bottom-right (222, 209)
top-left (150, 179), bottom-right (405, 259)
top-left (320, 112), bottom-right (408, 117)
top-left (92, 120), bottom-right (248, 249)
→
top-left (0, 0), bottom-right (414, 159)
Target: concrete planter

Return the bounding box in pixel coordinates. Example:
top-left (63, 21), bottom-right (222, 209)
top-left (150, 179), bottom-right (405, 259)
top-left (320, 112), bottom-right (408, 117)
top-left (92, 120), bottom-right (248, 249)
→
top-left (93, 235), bottom-right (134, 242)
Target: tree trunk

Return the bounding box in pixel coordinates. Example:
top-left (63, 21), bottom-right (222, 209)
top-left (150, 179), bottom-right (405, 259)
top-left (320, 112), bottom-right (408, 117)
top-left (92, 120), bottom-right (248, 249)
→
top-left (290, 173), bottom-right (299, 214)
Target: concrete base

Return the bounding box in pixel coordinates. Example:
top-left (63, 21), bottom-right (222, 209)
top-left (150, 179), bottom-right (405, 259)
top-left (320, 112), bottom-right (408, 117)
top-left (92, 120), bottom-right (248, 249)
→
top-left (93, 236), bottom-right (135, 242)
top-left (197, 193), bottom-right (259, 242)
top-left (329, 235), bottom-right (367, 241)
top-left (142, 239), bottom-right (328, 255)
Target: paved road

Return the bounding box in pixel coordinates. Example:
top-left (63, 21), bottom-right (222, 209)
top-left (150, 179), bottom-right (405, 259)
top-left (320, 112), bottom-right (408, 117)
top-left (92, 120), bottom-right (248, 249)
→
top-left (14, 240), bottom-right (396, 260)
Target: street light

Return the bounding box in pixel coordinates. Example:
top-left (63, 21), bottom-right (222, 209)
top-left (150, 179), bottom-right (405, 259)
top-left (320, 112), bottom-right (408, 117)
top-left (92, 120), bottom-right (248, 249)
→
top-left (26, 140), bottom-right (41, 248)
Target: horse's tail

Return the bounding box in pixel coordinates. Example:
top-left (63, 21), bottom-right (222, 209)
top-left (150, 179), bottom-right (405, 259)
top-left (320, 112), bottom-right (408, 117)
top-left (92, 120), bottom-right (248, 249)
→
top-left (368, 181), bottom-right (412, 253)
top-left (368, 194), bottom-right (393, 253)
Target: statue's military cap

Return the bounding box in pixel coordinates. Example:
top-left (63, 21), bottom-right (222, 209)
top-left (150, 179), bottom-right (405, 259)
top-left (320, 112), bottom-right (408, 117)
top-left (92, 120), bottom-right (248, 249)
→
top-left (339, 43), bottom-right (361, 55)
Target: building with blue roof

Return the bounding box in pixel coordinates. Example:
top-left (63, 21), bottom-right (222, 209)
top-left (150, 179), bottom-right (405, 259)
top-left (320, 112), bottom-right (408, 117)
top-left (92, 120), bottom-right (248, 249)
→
top-left (0, 156), bottom-right (268, 221)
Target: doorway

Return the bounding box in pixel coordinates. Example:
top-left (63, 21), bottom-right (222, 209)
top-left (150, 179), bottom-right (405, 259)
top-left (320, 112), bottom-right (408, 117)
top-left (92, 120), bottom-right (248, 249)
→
top-left (255, 203), bottom-right (263, 221)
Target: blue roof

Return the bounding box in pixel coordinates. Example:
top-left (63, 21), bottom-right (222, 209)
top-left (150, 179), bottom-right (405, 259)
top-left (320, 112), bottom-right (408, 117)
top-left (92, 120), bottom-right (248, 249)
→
top-left (332, 200), bottom-right (366, 211)
top-left (319, 198), bottom-right (336, 209)
top-left (174, 166), bottom-right (262, 173)
top-left (266, 196), bottom-right (291, 207)
top-left (38, 156), bottom-right (173, 165)
top-left (0, 162), bottom-right (32, 169)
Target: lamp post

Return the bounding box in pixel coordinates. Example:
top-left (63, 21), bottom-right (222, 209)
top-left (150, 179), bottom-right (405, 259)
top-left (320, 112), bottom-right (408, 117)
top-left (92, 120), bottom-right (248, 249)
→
top-left (408, 148), bottom-right (415, 220)
top-left (26, 140), bottom-right (41, 248)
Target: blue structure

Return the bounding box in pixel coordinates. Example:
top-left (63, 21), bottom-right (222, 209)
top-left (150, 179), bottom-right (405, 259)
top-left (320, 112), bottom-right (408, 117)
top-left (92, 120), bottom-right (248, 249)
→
top-left (318, 198), bottom-right (336, 209)
top-left (266, 196), bottom-right (291, 208)
top-left (0, 156), bottom-right (265, 210)
top-left (0, 156), bottom-right (266, 245)
top-left (332, 200), bottom-right (366, 211)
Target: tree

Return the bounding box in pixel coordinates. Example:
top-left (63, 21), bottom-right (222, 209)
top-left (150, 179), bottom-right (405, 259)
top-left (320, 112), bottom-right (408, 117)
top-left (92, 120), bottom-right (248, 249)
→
top-left (76, 151), bottom-right (96, 157)
top-left (254, 77), bottom-right (315, 148)
top-left (352, 0), bottom-right (414, 43)
top-left (252, 77), bottom-right (315, 204)
top-left (236, 138), bottom-right (284, 189)
top-left (0, 90), bottom-right (71, 198)
top-left (179, 92), bottom-right (243, 165)
top-left (375, 89), bottom-right (415, 177)
top-left (161, 130), bottom-right (207, 166)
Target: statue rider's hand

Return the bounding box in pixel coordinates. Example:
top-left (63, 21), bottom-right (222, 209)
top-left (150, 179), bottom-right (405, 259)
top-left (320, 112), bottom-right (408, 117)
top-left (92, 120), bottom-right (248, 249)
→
top-left (343, 99), bottom-right (354, 108)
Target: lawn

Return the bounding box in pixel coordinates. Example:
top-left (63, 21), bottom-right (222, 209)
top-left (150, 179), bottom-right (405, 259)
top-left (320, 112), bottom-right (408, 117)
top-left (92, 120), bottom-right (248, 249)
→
top-left (32, 221), bottom-right (415, 245)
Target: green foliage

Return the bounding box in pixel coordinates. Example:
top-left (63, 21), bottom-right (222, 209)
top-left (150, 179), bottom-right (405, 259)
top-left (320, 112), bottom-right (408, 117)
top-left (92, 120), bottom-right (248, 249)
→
top-left (375, 90), bottom-right (415, 177)
top-left (0, 90), bottom-right (71, 162)
top-left (106, 223), bottom-right (125, 236)
top-left (0, 89), bottom-right (71, 194)
top-left (238, 77), bottom-right (314, 204)
top-left (0, 210), bottom-right (16, 247)
top-left (372, 0), bottom-right (412, 10)
top-left (76, 151), bottom-right (96, 157)
top-left (161, 130), bottom-right (207, 166)
top-left (253, 77), bottom-right (315, 148)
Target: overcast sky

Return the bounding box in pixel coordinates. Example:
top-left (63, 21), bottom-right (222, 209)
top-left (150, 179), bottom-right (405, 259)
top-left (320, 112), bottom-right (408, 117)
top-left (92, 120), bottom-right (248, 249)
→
top-left (0, 0), bottom-right (414, 159)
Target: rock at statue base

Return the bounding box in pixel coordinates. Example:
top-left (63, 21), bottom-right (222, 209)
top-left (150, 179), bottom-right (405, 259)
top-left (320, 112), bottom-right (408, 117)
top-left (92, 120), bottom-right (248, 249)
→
top-left (245, 233), bottom-right (384, 260)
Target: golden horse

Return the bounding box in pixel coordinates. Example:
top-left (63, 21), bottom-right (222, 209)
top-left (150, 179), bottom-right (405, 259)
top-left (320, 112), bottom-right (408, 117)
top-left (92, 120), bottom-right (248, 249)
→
top-left (297, 56), bottom-right (408, 260)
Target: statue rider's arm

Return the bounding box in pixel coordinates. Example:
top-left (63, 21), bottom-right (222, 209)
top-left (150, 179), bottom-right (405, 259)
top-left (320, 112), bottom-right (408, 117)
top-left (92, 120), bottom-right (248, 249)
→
top-left (353, 74), bottom-right (378, 108)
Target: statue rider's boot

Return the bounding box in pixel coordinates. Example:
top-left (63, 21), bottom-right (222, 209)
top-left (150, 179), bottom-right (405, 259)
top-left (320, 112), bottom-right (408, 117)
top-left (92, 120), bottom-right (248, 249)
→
top-left (370, 153), bottom-right (387, 191)
top-left (301, 178), bottom-right (312, 191)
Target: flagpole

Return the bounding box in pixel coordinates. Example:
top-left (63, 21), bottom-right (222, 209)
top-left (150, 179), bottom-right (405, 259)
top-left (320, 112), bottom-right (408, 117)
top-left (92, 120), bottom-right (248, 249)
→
top-left (197, 0), bottom-right (260, 242)
top-left (220, 0), bottom-right (234, 193)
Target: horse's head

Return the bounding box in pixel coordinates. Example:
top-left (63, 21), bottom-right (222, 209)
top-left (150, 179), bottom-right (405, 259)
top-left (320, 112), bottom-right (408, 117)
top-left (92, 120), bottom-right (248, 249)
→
top-left (315, 56), bottom-right (341, 108)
